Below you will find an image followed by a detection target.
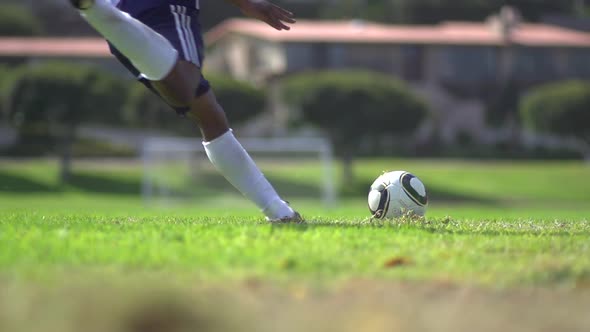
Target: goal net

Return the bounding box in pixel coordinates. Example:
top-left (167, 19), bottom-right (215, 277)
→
top-left (141, 136), bottom-right (336, 207)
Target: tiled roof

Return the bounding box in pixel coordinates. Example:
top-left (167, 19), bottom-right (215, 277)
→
top-left (0, 37), bottom-right (110, 57)
top-left (206, 19), bottom-right (590, 47)
top-left (1, 19), bottom-right (589, 58)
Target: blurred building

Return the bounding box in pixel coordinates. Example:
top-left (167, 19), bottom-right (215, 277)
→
top-left (543, 14), bottom-right (590, 32)
top-left (206, 15), bottom-right (590, 85)
top-left (205, 9), bottom-right (590, 143)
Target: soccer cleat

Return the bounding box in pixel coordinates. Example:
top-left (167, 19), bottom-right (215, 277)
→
top-left (267, 211), bottom-right (305, 224)
top-left (70, 0), bottom-right (95, 10)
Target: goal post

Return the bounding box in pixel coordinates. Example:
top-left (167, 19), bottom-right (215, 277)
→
top-left (141, 136), bottom-right (337, 207)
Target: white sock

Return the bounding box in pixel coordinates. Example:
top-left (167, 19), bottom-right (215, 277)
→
top-left (203, 130), bottom-right (295, 220)
top-left (80, 0), bottom-right (177, 80)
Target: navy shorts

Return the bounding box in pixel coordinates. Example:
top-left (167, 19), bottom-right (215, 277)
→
top-left (108, 2), bottom-right (210, 114)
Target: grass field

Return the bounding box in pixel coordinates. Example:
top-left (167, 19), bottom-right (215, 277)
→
top-left (1, 158), bottom-right (590, 332)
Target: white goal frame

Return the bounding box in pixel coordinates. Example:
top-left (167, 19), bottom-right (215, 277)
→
top-left (141, 136), bottom-right (337, 206)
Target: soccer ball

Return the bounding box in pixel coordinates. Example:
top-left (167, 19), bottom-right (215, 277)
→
top-left (368, 171), bottom-right (428, 219)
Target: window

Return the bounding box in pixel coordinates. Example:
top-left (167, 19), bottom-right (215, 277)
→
top-left (512, 47), bottom-right (557, 82)
top-left (441, 46), bottom-right (498, 83)
top-left (401, 45), bottom-right (424, 81)
top-left (564, 48), bottom-right (590, 78)
top-left (285, 44), bottom-right (313, 71)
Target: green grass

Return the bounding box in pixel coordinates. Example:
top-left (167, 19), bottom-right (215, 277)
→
top-left (1, 213), bottom-right (589, 287)
top-left (1, 158), bottom-right (589, 287)
top-left (2, 158), bottom-right (590, 331)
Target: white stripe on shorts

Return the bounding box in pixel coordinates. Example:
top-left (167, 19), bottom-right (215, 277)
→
top-left (170, 5), bottom-right (190, 63)
top-left (181, 7), bottom-right (200, 66)
top-left (179, 7), bottom-right (196, 64)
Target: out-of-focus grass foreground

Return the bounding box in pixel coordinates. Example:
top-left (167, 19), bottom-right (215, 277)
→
top-left (1, 159), bottom-right (590, 332)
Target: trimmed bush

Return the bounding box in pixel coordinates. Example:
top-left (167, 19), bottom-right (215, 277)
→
top-left (0, 65), bottom-right (12, 122)
top-left (284, 70), bottom-right (427, 136)
top-left (6, 62), bottom-right (127, 137)
top-left (283, 70), bottom-right (429, 180)
top-left (123, 83), bottom-right (188, 133)
top-left (0, 5), bottom-right (42, 36)
top-left (520, 80), bottom-right (590, 142)
top-left (5, 62), bottom-right (128, 181)
top-left (6, 63), bottom-right (85, 152)
top-left (207, 73), bottom-right (266, 124)
top-left (85, 69), bottom-right (129, 125)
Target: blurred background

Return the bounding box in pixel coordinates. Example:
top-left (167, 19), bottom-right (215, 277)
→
top-left (0, 0), bottom-right (589, 210)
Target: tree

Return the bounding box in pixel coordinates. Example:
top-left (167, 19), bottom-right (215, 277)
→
top-left (318, 0), bottom-right (582, 24)
top-left (283, 70), bottom-right (428, 182)
top-left (5, 62), bottom-right (127, 182)
top-left (123, 83), bottom-right (182, 132)
top-left (520, 80), bottom-right (590, 158)
top-left (0, 4), bottom-right (42, 36)
top-left (486, 79), bottom-right (522, 128)
top-left (0, 65), bottom-right (12, 124)
top-left (207, 73), bottom-right (267, 124)
top-left (485, 78), bottom-right (524, 153)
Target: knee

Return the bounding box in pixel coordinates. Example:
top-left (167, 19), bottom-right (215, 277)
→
top-left (173, 76), bottom-right (210, 106)
top-left (173, 77), bottom-right (212, 110)
top-left (151, 80), bottom-right (196, 108)
top-left (173, 62), bottom-right (211, 105)
top-left (171, 85), bottom-right (195, 107)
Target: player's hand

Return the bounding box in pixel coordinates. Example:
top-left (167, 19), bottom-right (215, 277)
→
top-left (238, 0), bottom-right (296, 31)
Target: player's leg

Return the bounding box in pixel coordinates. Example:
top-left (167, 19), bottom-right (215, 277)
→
top-left (188, 88), bottom-right (301, 222)
top-left (147, 61), bottom-right (300, 222)
top-left (72, 0), bottom-right (300, 222)
top-left (155, 64), bottom-right (299, 222)
top-left (71, 0), bottom-right (196, 107)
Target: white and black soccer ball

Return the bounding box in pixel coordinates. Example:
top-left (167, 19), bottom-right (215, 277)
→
top-left (368, 171), bottom-right (428, 219)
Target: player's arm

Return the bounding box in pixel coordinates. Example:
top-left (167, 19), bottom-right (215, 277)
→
top-left (225, 0), bottom-right (295, 30)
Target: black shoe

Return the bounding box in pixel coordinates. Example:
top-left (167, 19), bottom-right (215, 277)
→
top-left (70, 0), bottom-right (94, 10)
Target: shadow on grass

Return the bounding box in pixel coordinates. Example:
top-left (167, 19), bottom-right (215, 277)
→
top-left (192, 170), bottom-right (321, 198)
top-left (68, 172), bottom-right (141, 195)
top-left (63, 173), bottom-right (501, 204)
top-left (196, 171), bottom-right (497, 204)
top-left (426, 186), bottom-right (498, 205)
top-left (1, 168), bottom-right (497, 206)
top-left (0, 171), bottom-right (56, 193)
top-left (0, 170), bottom-right (142, 196)
top-left (344, 180), bottom-right (499, 205)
